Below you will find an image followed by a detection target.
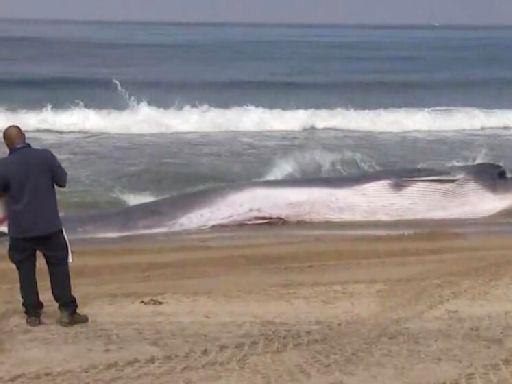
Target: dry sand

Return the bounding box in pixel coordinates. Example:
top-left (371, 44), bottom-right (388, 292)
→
top-left (2, 225), bottom-right (512, 383)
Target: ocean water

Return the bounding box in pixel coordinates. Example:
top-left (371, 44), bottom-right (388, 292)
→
top-left (1, 20), bottom-right (512, 215)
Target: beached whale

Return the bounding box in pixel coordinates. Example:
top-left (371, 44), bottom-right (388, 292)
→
top-left (62, 163), bottom-right (512, 238)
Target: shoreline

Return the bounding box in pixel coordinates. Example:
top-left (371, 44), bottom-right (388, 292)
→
top-left (60, 214), bottom-right (512, 244)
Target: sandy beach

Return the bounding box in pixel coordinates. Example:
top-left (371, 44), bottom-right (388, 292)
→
top-left (1, 225), bottom-right (512, 383)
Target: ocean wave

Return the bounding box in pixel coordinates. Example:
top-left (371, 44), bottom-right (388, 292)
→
top-left (263, 150), bottom-right (380, 180)
top-left (1, 104), bottom-right (512, 134)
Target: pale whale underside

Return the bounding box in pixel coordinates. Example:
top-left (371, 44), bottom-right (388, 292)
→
top-left (61, 163), bottom-right (512, 238)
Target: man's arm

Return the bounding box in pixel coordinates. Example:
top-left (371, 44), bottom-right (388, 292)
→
top-left (48, 151), bottom-right (67, 188)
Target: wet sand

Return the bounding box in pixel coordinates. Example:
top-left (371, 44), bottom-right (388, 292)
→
top-left (2, 224), bottom-right (512, 383)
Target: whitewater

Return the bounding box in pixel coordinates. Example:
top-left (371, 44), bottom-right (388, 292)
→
top-left (1, 105), bottom-right (512, 134)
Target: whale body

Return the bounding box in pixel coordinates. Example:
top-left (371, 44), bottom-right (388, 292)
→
top-left (61, 163), bottom-right (512, 238)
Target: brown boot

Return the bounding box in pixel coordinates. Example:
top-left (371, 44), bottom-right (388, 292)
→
top-left (57, 311), bottom-right (89, 327)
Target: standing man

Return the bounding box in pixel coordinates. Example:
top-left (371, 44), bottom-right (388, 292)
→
top-left (0, 125), bottom-right (88, 327)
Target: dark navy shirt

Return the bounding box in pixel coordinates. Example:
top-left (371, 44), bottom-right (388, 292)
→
top-left (0, 144), bottom-right (67, 238)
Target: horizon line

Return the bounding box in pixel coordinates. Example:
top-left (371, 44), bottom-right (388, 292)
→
top-left (1, 17), bottom-right (512, 28)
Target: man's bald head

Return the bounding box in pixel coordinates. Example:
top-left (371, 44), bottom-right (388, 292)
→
top-left (3, 125), bottom-right (26, 151)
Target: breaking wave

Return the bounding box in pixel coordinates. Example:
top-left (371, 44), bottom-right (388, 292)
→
top-left (263, 150), bottom-right (380, 180)
top-left (1, 104), bottom-right (512, 134)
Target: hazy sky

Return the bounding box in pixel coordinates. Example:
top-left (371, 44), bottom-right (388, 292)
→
top-left (1, 0), bottom-right (512, 25)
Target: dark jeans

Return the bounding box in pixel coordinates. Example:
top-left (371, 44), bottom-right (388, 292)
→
top-left (8, 229), bottom-right (77, 317)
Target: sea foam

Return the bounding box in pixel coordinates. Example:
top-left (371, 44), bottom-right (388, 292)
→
top-left (1, 104), bottom-right (512, 134)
